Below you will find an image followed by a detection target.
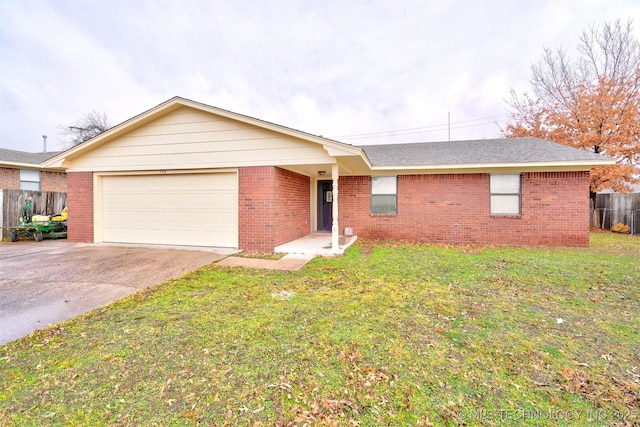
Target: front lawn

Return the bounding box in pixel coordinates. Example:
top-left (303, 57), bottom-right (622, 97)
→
top-left (1, 233), bottom-right (638, 426)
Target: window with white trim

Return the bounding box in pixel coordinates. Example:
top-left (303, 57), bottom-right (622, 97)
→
top-left (371, 176), bottom-right (397, 214)
top-left (20, 170), bottom-right (40, 191)
top-left (490, 174), bottom-right (520, 215)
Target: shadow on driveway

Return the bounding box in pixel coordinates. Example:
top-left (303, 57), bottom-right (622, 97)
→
top-left (0, 240), bottom-right (232, 345)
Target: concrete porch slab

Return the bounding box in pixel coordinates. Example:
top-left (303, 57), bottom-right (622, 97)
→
top-left (215, 233), bottom-right (357, 271)
top-left (274, 233), bottom-right (358, 256)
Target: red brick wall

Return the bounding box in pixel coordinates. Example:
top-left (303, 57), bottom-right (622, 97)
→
top-left (0, 168), bottom-right (20, 189)
top-left (0, 168), bottom-right (66, 192)
top-left (67, 172), bottom-right (94, 243)
top-left (274, 167), bottom-right (311, 246)
top-left (238, 166), bottom-right (310, 252)
top-left (520, 171), bottom-right (590, 246)
top-left (238, 166), bottom-right (275, 251)
top-left (41, 171), bottom-right (67, 192)
top-left (339, 171), bottom-right (591, 246)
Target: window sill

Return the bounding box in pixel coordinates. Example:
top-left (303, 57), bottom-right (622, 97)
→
top-left (490, 214), bottom-right (521, 219)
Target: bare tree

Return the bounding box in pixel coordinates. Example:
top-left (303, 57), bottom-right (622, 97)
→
top-left (503, 18), bottom-right (640, 195)
top-left (59, 110), bottom-right (112, 148)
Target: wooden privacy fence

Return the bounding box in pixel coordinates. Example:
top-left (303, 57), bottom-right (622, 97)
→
top-left (0, 189), bottom-right (67, 240)
top-left (592, 192), bottom-right (640, 235)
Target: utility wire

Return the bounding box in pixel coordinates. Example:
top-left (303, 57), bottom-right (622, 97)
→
top-left (341, 121), bottom-right (508, 141)
top-left (333, 114), bottom-right (508, 141)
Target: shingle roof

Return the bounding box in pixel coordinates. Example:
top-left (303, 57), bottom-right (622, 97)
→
top-left (359, 137), bottom-right (609, 167)
top-left (0, 148), bottom-right (62, 165)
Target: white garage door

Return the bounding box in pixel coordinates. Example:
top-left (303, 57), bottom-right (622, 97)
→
top-left (101, 173), bottom-right (238, 247)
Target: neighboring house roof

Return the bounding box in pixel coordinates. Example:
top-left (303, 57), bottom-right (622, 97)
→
top-left (360, 138), bottom-right (611, 169)
top-left (0, 148), bottom-right (62, 169)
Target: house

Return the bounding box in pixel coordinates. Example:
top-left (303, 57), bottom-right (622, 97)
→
top-left (43, 96), bottom-right (614, 254)
top-left (1, 148), bottom-right (68, 239)
top-left (0, 148), bottom-right (67, 192)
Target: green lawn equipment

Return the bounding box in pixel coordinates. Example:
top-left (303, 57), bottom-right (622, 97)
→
top-left (8, 198), bottom-right (68, 242)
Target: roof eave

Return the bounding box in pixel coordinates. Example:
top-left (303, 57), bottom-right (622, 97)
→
top-left (370, 159), bottom-right (616, 173)
top-left (1, 160), bottom-right (64, 170)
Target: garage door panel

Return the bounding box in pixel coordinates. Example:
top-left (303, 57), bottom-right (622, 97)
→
top-left (102, 173), bottom-right (238, 247)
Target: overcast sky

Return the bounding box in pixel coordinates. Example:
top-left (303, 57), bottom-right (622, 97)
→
top-left (1, 0), bottom-right (639, 153)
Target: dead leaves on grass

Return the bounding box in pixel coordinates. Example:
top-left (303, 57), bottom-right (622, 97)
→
top-left (284, 398), bottom-right (358, 427)
top-left (559, 367), bottom-right (595, 395)
top-left (270, 345), bottom-right (399, 426)
top-left (558, 366), bottom-right (640, 420)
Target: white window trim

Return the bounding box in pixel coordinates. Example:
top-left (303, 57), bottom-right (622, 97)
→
top-left (371, 176), bottom-right (397, 214)
top-left (490, 174), bottom-right (521, 216)
top-left (20, 169), bottom-right (41, 191)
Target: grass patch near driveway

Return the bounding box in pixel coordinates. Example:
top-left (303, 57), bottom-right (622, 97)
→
top-left (1, 233), bottom-right (639, 426)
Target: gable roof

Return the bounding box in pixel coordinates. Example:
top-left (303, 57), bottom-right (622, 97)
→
top-left (43, 96), bottom-right (365, 169)
top-left (360, 137), bottom-right (613, 170)
top-left (0, 148), bottom-right (62, 168)
top-left (42, 96), bottom-right (614, 174)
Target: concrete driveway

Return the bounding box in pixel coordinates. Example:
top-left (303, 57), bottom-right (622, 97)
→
top-left (0, 240), bottom-right (233, 345)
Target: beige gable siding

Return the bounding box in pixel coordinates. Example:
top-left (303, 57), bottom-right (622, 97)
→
top-left (65, 107), bottom-right (335, 172)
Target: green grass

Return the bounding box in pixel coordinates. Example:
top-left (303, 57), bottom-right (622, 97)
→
top-left (1, 232), bottom-right (639, 426)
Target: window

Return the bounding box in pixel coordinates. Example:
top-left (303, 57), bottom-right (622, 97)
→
top-left (371, 176), bottom-right (397, 214)
top-left (20, 170), bottom-right (40, 191)
top-left (490, 174), bottom-right (520, 215)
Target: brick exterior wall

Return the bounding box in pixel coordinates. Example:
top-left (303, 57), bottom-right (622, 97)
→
top-left (41, 171), bottom-right (67, 192)
top-left (67, 172), bottom-right (94, 243)
top-left (0, 168), bottom-right (20, 189)
top-left (238, 166), bottom-right (275, 251)
top-left (0, 167), bottom-right (66, 192)
top-left (274, 167), bottom-right (311, 246)
top-left (238, 166), bottom-right (310, 252)
top-left (338, 171), bottom-right (591, 246)
top-left (61, 168), bottom-right (589, 250)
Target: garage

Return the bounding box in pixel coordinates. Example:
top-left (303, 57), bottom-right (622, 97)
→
top-left (42, 97), bottom-right (353, 252)
top-left (100, 172), bottom-right (238, 247)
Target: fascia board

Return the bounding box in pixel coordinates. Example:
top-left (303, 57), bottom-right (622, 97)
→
top-left (369, 159), bottom-right (616, 173)
top-left (1, 161), bottom-right (64, 171)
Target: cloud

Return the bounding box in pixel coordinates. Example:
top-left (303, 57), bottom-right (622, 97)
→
top-left (1, 0), bottom-right (639, 152)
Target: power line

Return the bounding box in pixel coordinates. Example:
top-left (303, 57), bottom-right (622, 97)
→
top-left (333, 114), bottom-right (509, 141)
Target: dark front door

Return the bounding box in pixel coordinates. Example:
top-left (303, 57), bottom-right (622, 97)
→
top-left (317, 180), bottom-right (333, 231)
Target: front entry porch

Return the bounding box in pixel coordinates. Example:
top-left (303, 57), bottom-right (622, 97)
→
top-left (274, 232), bottom-right (358, 256)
